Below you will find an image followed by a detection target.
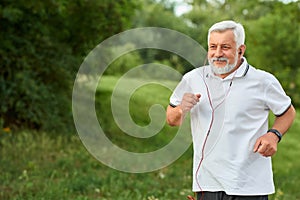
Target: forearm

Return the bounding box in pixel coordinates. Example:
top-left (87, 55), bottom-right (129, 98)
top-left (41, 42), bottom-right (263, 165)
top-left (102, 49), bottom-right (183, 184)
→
top-left (253, 105), bottom-right (296, 156)
top-left (270, 105), bottom-right (296, 136)
top-left (166, 105), bottom-right (184, 126)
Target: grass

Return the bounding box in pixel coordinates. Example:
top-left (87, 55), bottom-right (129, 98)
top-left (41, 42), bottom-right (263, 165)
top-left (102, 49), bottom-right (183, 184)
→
top-left (0, 131), bottom-right (193, 200)
top-left (1, 75), bottom-right (299, 200)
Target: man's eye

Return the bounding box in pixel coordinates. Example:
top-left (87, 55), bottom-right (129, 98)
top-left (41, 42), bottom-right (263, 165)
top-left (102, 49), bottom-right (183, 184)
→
top-left (209, 45), bottom-right (216, 49)
top-left (222, 46), bottom-right (230, 50)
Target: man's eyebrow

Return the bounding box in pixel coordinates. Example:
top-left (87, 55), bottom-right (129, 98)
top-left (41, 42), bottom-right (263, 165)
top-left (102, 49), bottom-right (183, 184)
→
top-left (208, 43), bottom-right (232, 47)
top-left (221, 44), bottom-right (232, 47)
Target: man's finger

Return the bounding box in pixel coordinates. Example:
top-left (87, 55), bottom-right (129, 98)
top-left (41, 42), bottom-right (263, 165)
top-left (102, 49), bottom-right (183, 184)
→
top-left (257, 143), bottom-right (267, 154)
top-left (253, 141), bottom-right (261, 153)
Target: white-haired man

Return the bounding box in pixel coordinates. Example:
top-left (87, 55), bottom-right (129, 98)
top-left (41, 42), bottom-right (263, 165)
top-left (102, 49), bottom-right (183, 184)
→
top-left (166, 20), bottom-right (296, 200)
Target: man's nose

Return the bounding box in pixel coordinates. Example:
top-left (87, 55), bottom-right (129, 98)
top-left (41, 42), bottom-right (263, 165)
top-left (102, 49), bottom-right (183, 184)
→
top-left (215, 46), bottom-right (223, 57)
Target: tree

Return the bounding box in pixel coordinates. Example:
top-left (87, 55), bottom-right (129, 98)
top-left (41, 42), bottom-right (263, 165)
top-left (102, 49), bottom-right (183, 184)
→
top-left (0, 0), bottom-right (139, 132)
top-left (245, 1), bottom-right (300, 104)
top-left (131, 0), bottom-right (197, 73)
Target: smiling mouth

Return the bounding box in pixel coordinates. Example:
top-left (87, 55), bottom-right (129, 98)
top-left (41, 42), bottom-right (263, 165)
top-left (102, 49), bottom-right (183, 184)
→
top-left (212, 57), bottom-right (228, 61)
top-left (214, 60), bottom-right (226, 63)
top-left (213, 60), bottom-right (227, 65)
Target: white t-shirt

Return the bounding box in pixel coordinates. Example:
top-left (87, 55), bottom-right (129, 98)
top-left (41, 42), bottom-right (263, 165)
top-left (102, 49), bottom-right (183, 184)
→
top-left (169, 58), bottom-right (291, 195)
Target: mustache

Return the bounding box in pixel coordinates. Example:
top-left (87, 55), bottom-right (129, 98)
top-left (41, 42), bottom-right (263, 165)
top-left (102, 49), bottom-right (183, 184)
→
top-left (211, 57), bottom-right (228, 62)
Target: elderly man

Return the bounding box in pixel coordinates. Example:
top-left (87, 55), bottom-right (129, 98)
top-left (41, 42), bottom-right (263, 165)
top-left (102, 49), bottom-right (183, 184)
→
top-left (166, 20), bottom-right (296, 200)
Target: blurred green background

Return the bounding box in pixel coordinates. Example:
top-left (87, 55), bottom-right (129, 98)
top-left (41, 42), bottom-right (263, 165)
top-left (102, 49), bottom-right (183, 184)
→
top-left (0, 0), bottom-right (299, 199)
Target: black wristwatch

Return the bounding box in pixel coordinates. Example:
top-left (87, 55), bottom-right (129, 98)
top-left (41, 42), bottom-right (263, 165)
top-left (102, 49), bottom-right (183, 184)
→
top-left (268, 129), bottom-right (282, 143)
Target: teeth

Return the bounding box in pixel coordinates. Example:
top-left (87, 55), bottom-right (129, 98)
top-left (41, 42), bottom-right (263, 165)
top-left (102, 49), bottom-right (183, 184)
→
top-left (212, 58), bottom-right (228, 62)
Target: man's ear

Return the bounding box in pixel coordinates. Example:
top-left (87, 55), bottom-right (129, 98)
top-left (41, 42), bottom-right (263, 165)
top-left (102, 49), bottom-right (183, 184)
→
top-left (238, 44), bottom-right (246, 56)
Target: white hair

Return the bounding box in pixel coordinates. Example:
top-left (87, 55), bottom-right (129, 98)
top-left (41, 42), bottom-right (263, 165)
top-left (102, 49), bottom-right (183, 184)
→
top-left (208, 20), bottom-right (245, 48)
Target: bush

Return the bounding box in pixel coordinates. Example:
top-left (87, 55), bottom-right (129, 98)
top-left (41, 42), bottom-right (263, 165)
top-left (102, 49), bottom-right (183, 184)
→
top-left (0, 0), bottom-right (139, 132)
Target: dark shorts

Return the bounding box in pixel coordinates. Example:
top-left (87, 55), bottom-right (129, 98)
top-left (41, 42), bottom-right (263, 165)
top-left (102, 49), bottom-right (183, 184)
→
top-left (197, 191), bottom-right (268, 200)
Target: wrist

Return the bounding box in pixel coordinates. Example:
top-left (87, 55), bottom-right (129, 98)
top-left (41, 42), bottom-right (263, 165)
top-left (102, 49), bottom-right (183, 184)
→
top-left (268, 129), bottom-right (282, 143)
top-left (167, 104), bottom-right (183, 126)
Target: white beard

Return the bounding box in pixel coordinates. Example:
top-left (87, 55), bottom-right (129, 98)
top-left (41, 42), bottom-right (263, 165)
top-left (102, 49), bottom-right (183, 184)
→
top-left (209, 54), bottom-right (238, 75)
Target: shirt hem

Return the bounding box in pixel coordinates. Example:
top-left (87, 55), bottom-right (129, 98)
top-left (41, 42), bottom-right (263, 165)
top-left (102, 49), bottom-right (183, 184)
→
top-left (192, 187), bottom-right (275, 196)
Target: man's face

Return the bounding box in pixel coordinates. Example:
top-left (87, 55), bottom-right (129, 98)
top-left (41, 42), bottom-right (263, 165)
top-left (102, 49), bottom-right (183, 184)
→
top-left (208, 30), bottom-right (238, 70)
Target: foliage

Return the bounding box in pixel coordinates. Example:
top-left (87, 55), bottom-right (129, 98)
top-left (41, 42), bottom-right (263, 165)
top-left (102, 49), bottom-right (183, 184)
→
top-left (103, 44), bottom-right (144, 76)
top-left (0, 0), bottom-right (139, 131)
top-left (61, 0), bottom-right (140, 57)
top-left (0, 0), bottom-right (74, 131)
top-left (1, 0), bottom-right (298, 132)
top-left (131, 0), bottom-right (196, 74)
top-left (245, 2), bottom-right (300, 104)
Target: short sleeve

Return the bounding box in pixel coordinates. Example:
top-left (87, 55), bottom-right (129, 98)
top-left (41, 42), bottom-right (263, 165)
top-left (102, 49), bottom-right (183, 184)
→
top-left (264, 75), bottom-right (291, 116)
top-left (169, 77), bottom-right (192, 107)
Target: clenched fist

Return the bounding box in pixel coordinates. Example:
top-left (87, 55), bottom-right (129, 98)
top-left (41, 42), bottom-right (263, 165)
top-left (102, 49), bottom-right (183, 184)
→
top-left (166, 93), bottom-right (201, 126)
top-left (180, 93), bottom-right (201, 115)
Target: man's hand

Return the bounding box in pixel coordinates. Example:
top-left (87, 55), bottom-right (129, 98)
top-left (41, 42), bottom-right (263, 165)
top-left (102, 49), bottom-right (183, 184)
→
top-left (253, 105), bottom-right (296, 157)
top-left (166, 93), bottom-right (200, 126)
top-left (180, 93), bottom-right (201, 115)
top-left (253, 132), bottom-right (279, 157)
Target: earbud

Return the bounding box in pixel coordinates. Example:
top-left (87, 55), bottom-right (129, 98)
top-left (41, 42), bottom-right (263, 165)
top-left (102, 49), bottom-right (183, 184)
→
top-left (239, 50), bottom-right (242, 55)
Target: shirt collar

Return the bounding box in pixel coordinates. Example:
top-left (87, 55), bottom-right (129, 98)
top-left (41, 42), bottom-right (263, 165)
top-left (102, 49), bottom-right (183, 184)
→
top-left (233, 57), bottom-right (249, 78)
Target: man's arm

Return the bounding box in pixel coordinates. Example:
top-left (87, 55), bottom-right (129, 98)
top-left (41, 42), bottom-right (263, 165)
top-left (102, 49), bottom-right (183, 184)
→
top-left (166, 105), bottom-right (184, 126)
top-left (253, 105), bottom-right (296, 157)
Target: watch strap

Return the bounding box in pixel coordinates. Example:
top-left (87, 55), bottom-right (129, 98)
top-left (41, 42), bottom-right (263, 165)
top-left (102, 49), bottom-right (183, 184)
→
top-left (268, 129), bottom-right (282, 143)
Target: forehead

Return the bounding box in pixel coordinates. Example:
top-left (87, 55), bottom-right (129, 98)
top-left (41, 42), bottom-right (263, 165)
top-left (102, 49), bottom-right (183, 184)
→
top-left (209, 29), bottom-right (236, 45)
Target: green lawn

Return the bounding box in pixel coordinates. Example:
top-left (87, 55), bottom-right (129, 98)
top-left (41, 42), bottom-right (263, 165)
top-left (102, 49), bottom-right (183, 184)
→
top-left (0, 76), bottom-right (299, 200)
